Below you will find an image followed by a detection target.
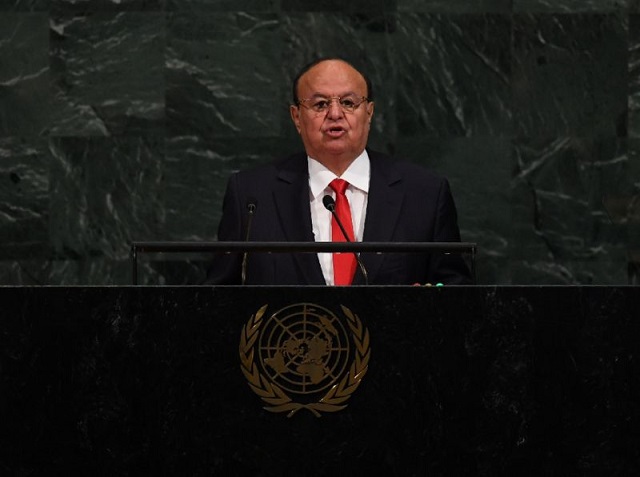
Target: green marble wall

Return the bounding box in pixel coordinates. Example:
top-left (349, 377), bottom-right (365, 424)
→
top-left (1, 0), bottom-right (638, 285)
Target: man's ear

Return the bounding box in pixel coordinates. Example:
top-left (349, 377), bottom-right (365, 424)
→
top-left (366, 101), bottom-right (374, 124)
top-left (290, 104), bottom-right (302, 133)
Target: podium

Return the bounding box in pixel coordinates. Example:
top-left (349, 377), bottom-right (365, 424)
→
top-left (1, 286), bottom-right (639, 475)
top-left (129, 240), bottom-right (478, 285)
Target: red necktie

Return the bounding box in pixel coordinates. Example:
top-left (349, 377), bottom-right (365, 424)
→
top-left (329, 178), bottom-right (357, 285)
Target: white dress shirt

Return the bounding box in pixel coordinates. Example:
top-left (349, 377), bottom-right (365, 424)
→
top-left (308, 150), bottom-right (370, 285)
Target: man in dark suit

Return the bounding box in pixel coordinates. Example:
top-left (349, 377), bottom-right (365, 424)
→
top-left (206, 57), bottom-right (471, 285)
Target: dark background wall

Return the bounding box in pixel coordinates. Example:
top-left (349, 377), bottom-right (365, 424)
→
top-left (1, 0), bottom-right (639, 285)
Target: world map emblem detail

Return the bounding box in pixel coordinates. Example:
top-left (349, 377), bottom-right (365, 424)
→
top-left (239, 303), bottom-right (371, 417)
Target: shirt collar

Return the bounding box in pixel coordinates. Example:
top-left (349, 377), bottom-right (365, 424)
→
top-left (308, 149), bottom-right (370, 200)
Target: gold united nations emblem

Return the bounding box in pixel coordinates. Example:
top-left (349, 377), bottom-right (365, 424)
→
top-left (239, 303), bottom-right (371, 417)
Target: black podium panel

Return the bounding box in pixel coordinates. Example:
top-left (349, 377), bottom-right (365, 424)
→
top-left (1, 286), bottom-right (639, 476)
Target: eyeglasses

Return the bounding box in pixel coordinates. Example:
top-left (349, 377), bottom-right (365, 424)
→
top-left (296, 95), bottom-right (370, 114)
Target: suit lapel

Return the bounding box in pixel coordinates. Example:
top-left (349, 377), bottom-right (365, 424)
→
top-left (354, 151), bottom-right (404, 284)
top-left (270, 151), bottom-right (404, 286)
top-left (272, 154), bottom-right (325, 285)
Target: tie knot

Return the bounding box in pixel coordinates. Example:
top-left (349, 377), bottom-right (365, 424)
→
top-left (329, 178), bottom-right (349, 195)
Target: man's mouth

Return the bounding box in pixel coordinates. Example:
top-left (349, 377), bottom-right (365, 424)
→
top-left (325, 126), bottom-right (347, 138)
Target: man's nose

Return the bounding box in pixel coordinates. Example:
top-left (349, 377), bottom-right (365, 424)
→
top-left (326, 99), bottom-right (345, 119)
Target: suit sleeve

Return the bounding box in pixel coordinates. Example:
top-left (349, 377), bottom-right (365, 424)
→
top-left (429, 179), bottom-right (473, 285)
top-left (203, 174), bottom-right (243, 285)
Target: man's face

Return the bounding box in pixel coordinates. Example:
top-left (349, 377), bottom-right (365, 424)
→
top-left (290, 60), bottom-right (374, 167)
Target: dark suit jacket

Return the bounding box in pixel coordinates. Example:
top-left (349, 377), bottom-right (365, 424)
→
top-left (206, 149), bottom-right (472, 285)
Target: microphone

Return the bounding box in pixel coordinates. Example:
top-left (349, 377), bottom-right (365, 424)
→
top-left (241, 198), bottom-right (257, 285)
top-left (322, 194), bottom-right (369, 285)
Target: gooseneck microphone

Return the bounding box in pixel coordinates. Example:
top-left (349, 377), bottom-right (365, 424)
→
top-left (241, 198), bottom-right (257, 285)
top-left (322, 194), bottom-right (369, 285)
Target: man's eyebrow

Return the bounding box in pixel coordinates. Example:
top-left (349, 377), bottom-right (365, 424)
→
top-left (306, 91), bottom-right (359, 98)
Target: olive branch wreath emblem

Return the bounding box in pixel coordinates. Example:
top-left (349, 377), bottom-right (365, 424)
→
top-left (239, 304), bottom-right (371, 418)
